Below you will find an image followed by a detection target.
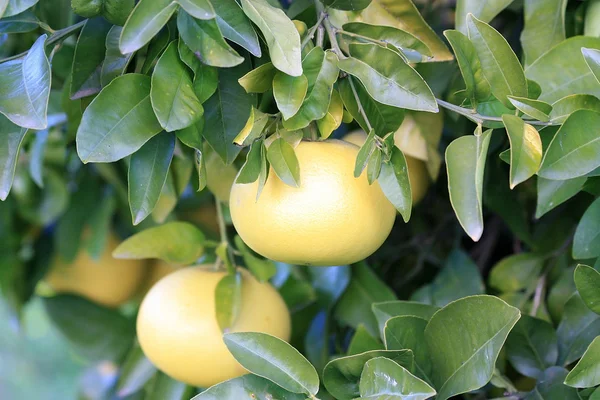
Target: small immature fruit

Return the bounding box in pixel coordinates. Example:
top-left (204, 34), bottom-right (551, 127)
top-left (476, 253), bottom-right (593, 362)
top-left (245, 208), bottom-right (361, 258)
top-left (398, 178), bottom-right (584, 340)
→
top-left (45, 233), bottom-right (146, 307)
top-left (343, 130), bottom-right (430, 205)
top-left (230, 140), bottom-right (396, 266)
top-left (137, 267), bottom-right (291, 388)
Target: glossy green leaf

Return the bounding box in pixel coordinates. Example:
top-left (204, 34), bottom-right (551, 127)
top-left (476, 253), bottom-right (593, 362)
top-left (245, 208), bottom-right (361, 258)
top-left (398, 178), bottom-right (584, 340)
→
top-left (240, 0), bottom-right (302, 76)
top-left (466, 14), bottom-right (527, 108)
top-left (324, 0), bottom-right (370, 11)
top-left (233, 108), bottom-right (269, 146)
top-left (323, 349), bottom-right (414, 399)
top-left (359, 357), bottom-right (436, 400)
top-left (119, 0), bottom-right (177, 54)
top-left (525, 36), bottom-right (600, 104)
top-left (428, 249), bottom-right (484, 307)
top-left (128, 132), bottom-right (175, 225)
top-left (338, 43), bottom-right (437, 112)
top-left (489, 253), bottom-right (544, 292)
top-left (238, 63), bottom-right (277, 94)
top-left (506, 315), bottom-right (558, 379)
top-left (140, 26), bottom-right (171, 75)
top-left (192, 374), bottom-right (306, 400)
top-left (354, 129), bottom-right (376, 178)
top-left (224, 332), bottom-right (319, 396)
top-left (535, 176), bottom-right (587, 219)
top-left (146, 372), bottom-right (194, 400)
top-left (76, 74), bottom-right (162, 163)
top-left (455, 0), bottom-right (514, 34)
top-left (384, 316), bottom-right (432, 384)
top-left (445, 128), bottom-right (492, 242)
top-left (550, 94), bottom-right (600, 124)
top-left (507, 96), bottom-right (552, 122)
top-left (234, 236), bottom-right (277, 282)
top-left (564, 336), bottom-right (600, 388)
top-left (215, 272), bottom-right (242, 332)
top-left (177, 0), bottom-right (214, 19)
top-left (28, 129), bottom-right (47, 188)
top-left (203, 64), bottom-right (255, 164)
top-left (317, 89), bottom-right (343, 139)
top-left (574, 199), bottom-right (600, 259)
top-left (425, 295), bottom-right (521, 400)
top-left (283, 48), bottom-right (339, 130)
top-left (177, 10), bottom-right (244, 68)
top-left (502, 115), bottom-right (543, 188)
top-left (177, 39), bottom-right (219, 103)
top-left (101, 26), bottom-right (134, 86)
top-left (267, 137), bottom-right (300, 187)
top-left (524, 367), bottom-right (581, 400)
top-left (113, 221), bottom-right (205, 264)
top-left (2, 0), bottom-right (38, 17)
top-left (539, 110), bottom-right (600, 180)
top-left (212, 0), bottom-right (261, 57)
top-left (115, 342), bottom-right (157, 397)
top-left (0, 34), bottom-right (50, 129)
top-left (151, 42), bottom-right (203, 132)
top-left (378, 146), bottom-right (412, 222)
top-left (0, 9), bottom-right (40, 33)
top-left (0, 115), bottom-right (27, 200)
top-left (347, 325), bottom-right (384, 356)
top-left (373, 301), bottom-right (438, 338)
top-left (557, 293), bottom-right (600, 365)
top-left (236, 139), bottom-right (263, 184)
top-left (583, 48), bottom-right (600, 84)
top-left (273, 72), bottom-right (308, 120)
top-left (43, 294), bottom-right (134, 362)
top-left (342, 22), bottom-right (432, 60)
top-left (443, 29), bottom-right (490, 104)
top-left (521, 0), bottom-right (567, 66)
top-left (574, 264), bottom-right (600, 314)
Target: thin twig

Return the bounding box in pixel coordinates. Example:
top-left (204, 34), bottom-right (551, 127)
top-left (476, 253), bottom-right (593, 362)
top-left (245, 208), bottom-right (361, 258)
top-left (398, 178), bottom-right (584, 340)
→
top-left (347, 76), bottom-right (373, 132)
top-left (530, 274), bottom-right (546, 316)
top-left (301, 11), bottom-right (327, 49)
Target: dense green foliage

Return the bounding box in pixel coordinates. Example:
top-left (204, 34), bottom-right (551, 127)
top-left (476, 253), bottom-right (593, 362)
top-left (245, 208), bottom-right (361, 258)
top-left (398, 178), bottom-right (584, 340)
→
top-left (2, 0), bottom-right (600, 399)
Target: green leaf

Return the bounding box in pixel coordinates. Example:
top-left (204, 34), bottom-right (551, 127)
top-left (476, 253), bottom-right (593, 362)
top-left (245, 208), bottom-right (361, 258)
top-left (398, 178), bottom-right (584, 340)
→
top-left (273, 72), bottom-right (308, 120)
top-left (0, 34), bottom-right (50, 129)
top-left (583, 48), bottom-right (600, 84)
top-left (236, 139), bottom-right (263, 184)
top-left (2, 0), bottom-right (38, 17)
top-left (354, 129), bottom-right (376, 178)
top-left (113, 221), bottom-right (205, 264)
top-left (443, 29), bottom-right (491, 104)
top-left (85, 189), bottom-right (116, 260)
top-left (366, 145), bottom-right (383, 184)
top-left (223, 332), bottom-right (320, 396)
top-left (101, 26), bottom-right (134, 86)
top-left (338, 43), bottom-right (437, 112)
top-left (212, 0), bottom-right (261, 57)
top-left (506, 315), bottom-right (558, 379)
top-left (428, 249), bottom-right (485, 307)
top-left (115, 342), bottom-right (156, 397)
top-left (564, 336), bottom-right (600, 388)
top-left (192, 374), bottom-right (306, 399)
top-left (177, 0), bottom-right (214, 19)
top-left (489, 253), bottom-right (544, 292)
top-left (0, 9), bottom-right (40, 33)
top-left (507, 96), bottom-right (553, 122)
top-left (204, 64), bottom-right (255, 164)
top-left (151, 42), bottom-right (203, 132)
top-left (539, 110), bottom-right (600, 180)
top-left (282, 48), bottom-right (339, 130)
top-left (317, 89), bottom-right (344, 139)
top-left (455, 0), bottom-right (514, 34)
top-left (378, 146), bottom-right (412, 222)
top-left (574, 264), bottom-right (600, 314)
top-left (502, 115), bottom-right (543, 188)
top-left (323, 350), bottom-right (414, 399)
top-left (266, 137), bottom-right (300, 187)
top-left (535, 176), bottom-right (587, 219)
top-left (177, 40), bottom-right (219, 103)
top-left (28, 129), bottom-right (48, 188)
top-left (338, 78), bottom-right (405, 139)
top-left (43, 294), bottom-right (134, 362)
top-left (177, 10), bottom-right (245, 68)
top-left (574, 199), bottom-right (600, 259)
top-left (425, 295), bottom-right (521, 400)
top-left (359, 357), bottom-right (436, 400)
top-left (445, 127), bottom-right (492, 242)
top-left (525, 367), bottom-right (581, 400)
top-left (384, 316), bottom-right (432, 384)
top-left (342, 22), bottom-right (432, 60)
top-left (234, 236), bottom-right (277, 282)
top-left (140, 26), bottom-right (171, 75)
top-left (76, 74), bottom-right (162, 163)
top-left (335, 263), bottom-right (397, 337)
top-left (128, 132), bottom-right (175, 225)
top-left (550, 94), bottom-right (600, 124)
top-left (521, 0), bottom-right (567, 66)
top-left (557, 293), bottom-right (600, 365)
top-left (146, 372), bottom-right (194, 400)
top-left (373, 301), bottom-right (438, 338)
top-left (215, 272), bottom-right (242, 332)
top-left (233, 108), bottom-right (269, 146)
top-left (240, 0), bottom-right (302, 76)
top-left (466, 14), bottom-right (527, 108)
top-left (0, 115), bottom-right (27, 200)
top-left (525, 36), bottom-right (600, 104)
top-left (103, 0), bottom-right (135, 26)
top-left (70, 17), bottom-right (111, 99)
top-left (347, 325), bottom-right (384, 356)
top-left (238, 63), bottom-right (277, 94)
top-left (119, 0), bottom-right (177, 54)
top-left (324, 0), bottom-right (371, 11)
